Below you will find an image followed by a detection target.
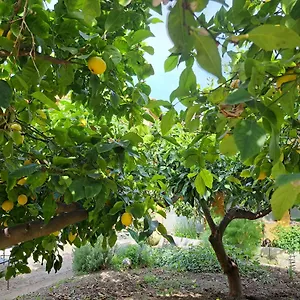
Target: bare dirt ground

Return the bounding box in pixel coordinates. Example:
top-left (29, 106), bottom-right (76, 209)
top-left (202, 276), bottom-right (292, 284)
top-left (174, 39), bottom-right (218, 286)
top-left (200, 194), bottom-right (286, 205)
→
top-left (12, 268), bottom-right (300, 300)
top-left (0, 245), bottom-right (73, 300)
top-left (1, 239), bottom-right (299, 300)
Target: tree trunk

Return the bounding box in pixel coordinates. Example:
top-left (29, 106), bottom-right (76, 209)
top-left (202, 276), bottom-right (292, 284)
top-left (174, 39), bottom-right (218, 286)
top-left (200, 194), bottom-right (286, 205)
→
top-left (209, 232), bottom-right (243, 299)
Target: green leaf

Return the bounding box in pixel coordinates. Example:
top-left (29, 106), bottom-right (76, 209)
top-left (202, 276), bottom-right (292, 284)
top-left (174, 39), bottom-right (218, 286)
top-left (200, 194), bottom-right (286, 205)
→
top-left (179, 67), bottom-right (196, 94)
top-left (225, 88), bottom-right (252, 105)
top-left (219, 135), bottom-right (238, 156)
top-left (10, 131), bottom-right (23, 146)
top-left (105, 10), bottom-right (125, 32)
top-left (84, 180), bottom-right (102, 199)
top-left (185, 104), bottom-right (201, 126)
top-left (129, 202), bottom-right (145, 218)
top-left (208, 87), bottom-right (228, 104)
top-left (233, 120), bottom-right (267, 161)
top-left (109, 201), bottom-right (124, 215)
top-left (276, 173), bottom-right (300, 186)
top-left (195, 173), bottom-right (206, 196)
top-left (271, 161), bottom-right (287, 178)
top-left (122, 132), bottom-right (143, 146)
top-left (0, 36), bottom-right (14, 51)
top-left (164, 55), bottom-right (179, 72)
top-left (43, 194), bottom-right (57, 223)
top-left (108, 231), bottom-right (117, 247)
top-left (269, 128), bottom-right (280, 162)
top-left (32, 92), bottom-right (60, 110)
top-left (167, 0), bottom-right (197, 53)
top-left (248, 25), bottom-right (300, 51)
top-left (161, 109), bottom-right (176, 136)
top-left (68, 179), bottom-right (85, 201)
top-left (130, 29), bottom-right (154, 45)
top-left (192, 32), bottom-right (223, 79)
top-left (104, 45), bottom-right (122, 65)
top-left (10, 164), bottom-right (40, 178)
top-left (162, 136), bottom-right (180, 146)
top-left (5, 266), bottom-right (16, 280)
top-left (271, 182), bottom-right (300, 220)
top-left (200, 169), bottom-right (213, 189)
top-left (53, 156), bottom-right (76, 166)
top-left (27, 171), bottom-right (48, 190)
top-left (0, 80), bottom-right (12, 108)
top-left (157, 223), bottom-right (167, 235)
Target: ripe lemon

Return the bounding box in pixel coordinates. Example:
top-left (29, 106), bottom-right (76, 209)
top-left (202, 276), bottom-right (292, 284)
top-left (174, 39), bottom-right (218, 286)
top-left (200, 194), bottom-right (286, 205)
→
top-left (24, 159), bottom-right (32, 166)
top-left (258, 171), bottom-right (267, 180)
top-left (87, 56), bottom-right (106, 75)
top-left (18, 194), bottom-right (28, 206)
top-left (2, 200), bottom-right (14, 212)
top-left (68, 232), bottom-right (77, 243)
top-left (17, 177), bottom-right (27, 185)
top-left (11, 123), bottom-right (22, 131)
top-left (121, 212), bottom-right (133, 227)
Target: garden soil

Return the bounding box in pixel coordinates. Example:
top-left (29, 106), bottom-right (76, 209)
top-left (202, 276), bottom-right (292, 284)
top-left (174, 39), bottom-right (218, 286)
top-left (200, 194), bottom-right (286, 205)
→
top-left (3, 267), bottom-right (300, 300)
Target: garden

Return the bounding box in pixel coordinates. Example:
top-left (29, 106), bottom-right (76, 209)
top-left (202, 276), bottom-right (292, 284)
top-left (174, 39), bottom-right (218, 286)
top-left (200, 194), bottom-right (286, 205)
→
top-left (1, 0), bottom-right (300, 299)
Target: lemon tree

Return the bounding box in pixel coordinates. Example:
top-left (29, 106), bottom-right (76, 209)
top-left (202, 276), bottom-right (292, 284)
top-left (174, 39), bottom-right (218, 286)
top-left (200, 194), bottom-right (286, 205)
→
top-left (0, 0), bottom-right (300, 298)
top-left (0, 0), bottom-right (169, 281)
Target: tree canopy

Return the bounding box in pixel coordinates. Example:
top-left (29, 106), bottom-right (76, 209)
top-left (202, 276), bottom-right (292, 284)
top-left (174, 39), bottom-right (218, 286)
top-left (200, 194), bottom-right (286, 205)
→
top-left (0, 0), bottom-right (300, 296)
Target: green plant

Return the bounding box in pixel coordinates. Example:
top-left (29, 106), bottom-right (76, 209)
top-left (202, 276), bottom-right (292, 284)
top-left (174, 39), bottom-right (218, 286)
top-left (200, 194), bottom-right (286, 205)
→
top-left (151, 245), bottom-right (266, 279)
top-left (272, 225), bottom-right (300, 253)
top-left (223, 219), bottom-right (263, 258)
top-left (174, 219), bottom-right (199, 239)
top-left (110, 243), bottom-right (154, 270)
top-left (72, 237), bottom-right (112, 274)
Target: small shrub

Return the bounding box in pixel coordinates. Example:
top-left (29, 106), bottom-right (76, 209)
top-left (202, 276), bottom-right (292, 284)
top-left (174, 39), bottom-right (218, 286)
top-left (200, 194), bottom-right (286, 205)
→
top-left (223, 219), bottom-right (263, 258)
top-left (174, 219), bottom-right (199, 239)
top-left (272, 225), bottom-right (300, 253)
top-left (72, 237), bottom-right (112, 274)
top-left (110, 243), bottom-right (154, 269)
top-left (152, 245), bottom-right (266, 279)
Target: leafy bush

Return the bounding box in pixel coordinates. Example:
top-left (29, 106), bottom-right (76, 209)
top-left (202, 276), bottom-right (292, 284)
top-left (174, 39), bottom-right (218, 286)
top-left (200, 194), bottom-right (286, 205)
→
top-left (199, 219), bottom-right (262, 258)
top-left (272, 225), bottom-right (300, 253)
top-left (72, 238), bottom-right (112, 274)
top-left (110, 243), bottom-right (154, 269)
top-left (223, 219), bottom-right (263, 258)
top-left (174, 219), bottom-right (200, 239)
top-left (151, 245), bottom-right (265, 278)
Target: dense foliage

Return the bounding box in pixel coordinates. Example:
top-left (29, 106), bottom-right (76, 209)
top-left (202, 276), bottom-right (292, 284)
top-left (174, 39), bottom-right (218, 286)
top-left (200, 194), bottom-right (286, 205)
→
top-left (0, 1), bottom-right (300, 296)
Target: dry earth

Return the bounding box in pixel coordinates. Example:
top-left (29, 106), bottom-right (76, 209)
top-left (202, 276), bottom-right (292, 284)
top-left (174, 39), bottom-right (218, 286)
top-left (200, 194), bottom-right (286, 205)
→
top-left (12, 268), bottom-right (300, 300)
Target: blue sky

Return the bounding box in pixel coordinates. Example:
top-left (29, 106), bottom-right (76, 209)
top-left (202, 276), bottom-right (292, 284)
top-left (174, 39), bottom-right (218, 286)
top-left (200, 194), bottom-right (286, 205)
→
top-left (48, 0), bottom-right (231, 102)
top-left (145, 1), bottom-right (231, 102)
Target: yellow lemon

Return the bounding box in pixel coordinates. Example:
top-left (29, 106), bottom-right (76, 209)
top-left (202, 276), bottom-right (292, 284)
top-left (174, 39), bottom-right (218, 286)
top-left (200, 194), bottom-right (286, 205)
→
top-left (24, 159), bottom-right (32, 166)
top-left (11, 123), bottom-right (22, 131)
top-left (121, 212), bottom-right (133, 227)
top-left (52, 231), bottom-right (60, 236)
top-left (18, 194), bottom-right (28, 206)
top-left (68, 232), bottom-right (77, 243)
top-left (258, 171), bottom-right (267, 181)
top-left (17, 177), bottom-right (27, 185)
top-left (87, 56), bottom-right (107, 75)
top-left (2, 200), bottom-right (14, 212)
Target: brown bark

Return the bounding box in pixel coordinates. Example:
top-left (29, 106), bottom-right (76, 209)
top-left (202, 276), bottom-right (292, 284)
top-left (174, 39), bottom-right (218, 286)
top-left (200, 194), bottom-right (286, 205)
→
top-left (209, 233), bottom-right (242, 299)
top-left (0, 209), bottom-right (88, 250)
top-left (199, 200), bottom-right (271, 298)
